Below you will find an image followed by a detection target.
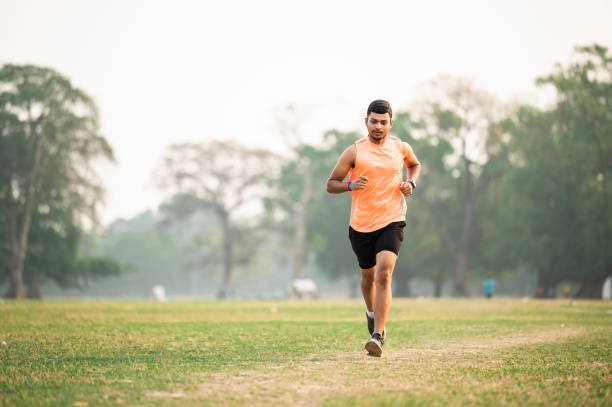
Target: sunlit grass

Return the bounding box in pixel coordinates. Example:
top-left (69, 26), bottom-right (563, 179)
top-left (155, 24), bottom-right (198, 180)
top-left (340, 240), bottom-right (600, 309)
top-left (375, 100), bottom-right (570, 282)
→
top-left (0, 299), bottom-right (610, 406)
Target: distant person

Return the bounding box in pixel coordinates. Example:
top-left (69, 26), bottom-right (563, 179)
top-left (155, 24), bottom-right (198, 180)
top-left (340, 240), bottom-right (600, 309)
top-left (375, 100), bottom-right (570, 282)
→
top-left (484, 279), bottom-right (494, 298)
top-left (326, 99), bottom-right (421, 357)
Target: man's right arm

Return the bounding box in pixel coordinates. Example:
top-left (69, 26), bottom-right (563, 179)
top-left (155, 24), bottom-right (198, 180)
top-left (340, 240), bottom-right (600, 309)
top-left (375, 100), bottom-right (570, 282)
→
top-left (326, 145), bottom-right (355, 194)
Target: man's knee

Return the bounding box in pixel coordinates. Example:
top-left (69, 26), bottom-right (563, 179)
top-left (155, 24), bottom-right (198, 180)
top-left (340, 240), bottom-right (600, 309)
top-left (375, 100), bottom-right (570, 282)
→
top-left (375, 268), bottom-right (393, 286)
top-left (374, 250), bottom-right (396, 286)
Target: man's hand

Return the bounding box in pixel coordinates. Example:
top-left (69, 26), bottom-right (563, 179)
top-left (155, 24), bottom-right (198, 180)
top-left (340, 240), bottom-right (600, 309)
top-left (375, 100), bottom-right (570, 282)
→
top-left (399, 181), bottom-right (413, 196)
top-left (351, 176), bottom-right (368, 190)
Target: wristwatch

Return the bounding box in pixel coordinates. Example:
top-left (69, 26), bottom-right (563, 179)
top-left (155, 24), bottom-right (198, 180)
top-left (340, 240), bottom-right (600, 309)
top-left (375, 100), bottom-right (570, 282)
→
top-left (407, 180), bottom-right (416, 189)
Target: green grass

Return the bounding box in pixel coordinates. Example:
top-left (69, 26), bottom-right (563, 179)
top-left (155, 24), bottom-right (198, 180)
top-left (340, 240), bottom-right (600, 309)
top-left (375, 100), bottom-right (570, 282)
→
top-left (0, 298), bottom-right (610, 406)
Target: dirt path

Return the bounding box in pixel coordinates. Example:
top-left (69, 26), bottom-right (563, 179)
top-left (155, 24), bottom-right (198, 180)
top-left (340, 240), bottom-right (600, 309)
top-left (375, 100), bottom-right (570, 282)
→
top-left (145, 327), bottom-right (586, 406)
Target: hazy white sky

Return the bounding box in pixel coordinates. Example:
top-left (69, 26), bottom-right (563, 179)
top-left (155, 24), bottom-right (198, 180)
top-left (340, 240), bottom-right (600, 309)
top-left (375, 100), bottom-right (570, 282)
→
top-left (2, 0), bottom-right (611, 225)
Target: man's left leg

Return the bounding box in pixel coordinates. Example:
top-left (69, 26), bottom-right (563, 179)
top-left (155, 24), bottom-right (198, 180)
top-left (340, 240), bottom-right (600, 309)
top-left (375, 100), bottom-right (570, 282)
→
top-left (372, 250), bottom-right (397, 335)
top-left (365, 250), bottom-right (397, 357)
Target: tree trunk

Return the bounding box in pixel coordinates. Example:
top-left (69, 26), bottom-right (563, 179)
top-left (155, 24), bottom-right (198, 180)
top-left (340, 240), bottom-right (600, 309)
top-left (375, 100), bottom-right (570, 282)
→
top-left (453, 251), bottom-right (469, 297)
top-left (8, 253), bottom-right (25, 299)
top-left (574, 269), bottom-right (611, 299)
top-left (7, 209), bottom-right (25, 299)
top-left (453, 154), bottom-right (474, 297)
top-left (217, 211), bottom-right (233, 299)
top-left (6, 116), bottom-right (43, 299)
top-left (26, 274), bottom-right (42, 299)
top-left (393, 268), bottom-right (411, 297)
top-left (293, 208), bottom-right (305, 279)
top-left (292, 166), bottom-right (312, 279)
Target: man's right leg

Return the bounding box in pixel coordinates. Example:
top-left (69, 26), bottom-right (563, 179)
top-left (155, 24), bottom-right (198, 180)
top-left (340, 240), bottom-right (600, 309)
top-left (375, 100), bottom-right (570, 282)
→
top-left (372, 250), bottom-right (398, 336)
top-left (361, 266), bottom-right (376, 336)
top-left (349, 226), bottom-right (379, 339)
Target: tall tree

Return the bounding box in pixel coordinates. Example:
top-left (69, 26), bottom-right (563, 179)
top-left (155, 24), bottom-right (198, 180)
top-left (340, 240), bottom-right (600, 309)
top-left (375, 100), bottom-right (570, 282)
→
top-left (271, 104), bottom-right (315, 280)
top-left (538, 44), bottom-right (612, 298)
top-left (22, 205), bottom-right (120, 298)
top-left (497, 45), bottom-right (612, 297)
top-left (391, 112), bottom-right (456, 297)
top-left (420, 76), bottom-right (499, 296)
top-left (480, 44), bottom-right (612, 298)
top-left (0, 64), bottom-right (115, 298)
top-left (157, 141), bottom-right (278, 298)
top-left (493, 107), bottom-right (577, 297)
top-left (303, 130), bottom-right (362, 295)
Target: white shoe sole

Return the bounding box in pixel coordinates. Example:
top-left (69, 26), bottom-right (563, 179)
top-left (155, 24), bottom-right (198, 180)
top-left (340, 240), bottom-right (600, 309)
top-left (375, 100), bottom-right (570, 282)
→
top-left (365, 339), bottom-right (383, 357)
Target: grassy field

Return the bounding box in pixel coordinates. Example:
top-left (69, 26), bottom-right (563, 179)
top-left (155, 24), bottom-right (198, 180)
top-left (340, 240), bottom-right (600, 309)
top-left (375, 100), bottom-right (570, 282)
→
top-left (0, 298), bottom-right (610, 406)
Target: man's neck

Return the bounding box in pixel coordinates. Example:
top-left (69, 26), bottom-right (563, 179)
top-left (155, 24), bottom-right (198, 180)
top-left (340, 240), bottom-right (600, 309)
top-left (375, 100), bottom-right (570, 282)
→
top-left (368, 133), bottom-right (386, 145)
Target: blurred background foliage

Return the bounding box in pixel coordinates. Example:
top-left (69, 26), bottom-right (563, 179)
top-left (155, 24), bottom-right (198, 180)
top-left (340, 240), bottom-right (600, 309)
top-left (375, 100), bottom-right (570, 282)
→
top-left (1, 44), bottom-right (611, 299)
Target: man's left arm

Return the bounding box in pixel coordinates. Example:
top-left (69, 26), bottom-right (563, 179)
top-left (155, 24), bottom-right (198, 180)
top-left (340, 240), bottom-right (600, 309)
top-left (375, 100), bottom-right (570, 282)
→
top-left (399, 142), bottom-right (421, 196)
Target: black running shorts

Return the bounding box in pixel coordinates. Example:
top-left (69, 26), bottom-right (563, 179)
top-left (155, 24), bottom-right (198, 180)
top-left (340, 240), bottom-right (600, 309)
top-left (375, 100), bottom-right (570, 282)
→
top-left (348, 221), bottom-right (406, 269)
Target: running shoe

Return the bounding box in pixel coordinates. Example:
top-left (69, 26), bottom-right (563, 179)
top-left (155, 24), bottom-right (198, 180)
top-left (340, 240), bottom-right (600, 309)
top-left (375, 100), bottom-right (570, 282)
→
top-left (366, 311), bottom-right (375, 335)
top-left (365, 332), bottom-right (385, 357)
top-left (366, 312), bottom-right (386, 338)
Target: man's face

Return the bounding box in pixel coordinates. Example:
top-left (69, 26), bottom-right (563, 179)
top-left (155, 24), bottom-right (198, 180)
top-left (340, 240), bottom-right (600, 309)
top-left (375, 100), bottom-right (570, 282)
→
top-left (365, 112), bottom-right (393, 141)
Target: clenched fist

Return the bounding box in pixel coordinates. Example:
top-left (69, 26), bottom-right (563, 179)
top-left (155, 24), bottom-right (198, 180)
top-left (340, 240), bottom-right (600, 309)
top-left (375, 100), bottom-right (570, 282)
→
top-left (399, 181), bottom-right (413, 196)
top-left (351, 176), bottom-right (368, 190)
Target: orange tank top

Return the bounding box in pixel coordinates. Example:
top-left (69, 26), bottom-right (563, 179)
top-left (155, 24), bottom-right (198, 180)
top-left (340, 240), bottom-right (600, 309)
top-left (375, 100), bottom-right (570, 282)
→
top-left (347, 135), bottom-right (407, 232)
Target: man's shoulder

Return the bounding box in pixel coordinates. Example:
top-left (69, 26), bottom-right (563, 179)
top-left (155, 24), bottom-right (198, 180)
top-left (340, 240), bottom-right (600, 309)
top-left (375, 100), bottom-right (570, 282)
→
top-left (388, 135), bottom-right (407, 150)
top-left (388, 135), bottom-right (404, 144)
top-left (354, 136), bottom-right (368, 145)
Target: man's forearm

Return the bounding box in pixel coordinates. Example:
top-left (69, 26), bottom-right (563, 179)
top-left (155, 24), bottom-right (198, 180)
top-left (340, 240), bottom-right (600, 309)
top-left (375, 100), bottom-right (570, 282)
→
top-left (406, 164), bottom-right (421, 183)
top-left (326, 179), bottom-right (350, 194)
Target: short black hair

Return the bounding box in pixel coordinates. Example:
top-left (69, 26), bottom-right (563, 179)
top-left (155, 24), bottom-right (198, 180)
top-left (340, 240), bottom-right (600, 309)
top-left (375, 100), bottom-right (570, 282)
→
top-left (367, 99), bottom-right (392, 119)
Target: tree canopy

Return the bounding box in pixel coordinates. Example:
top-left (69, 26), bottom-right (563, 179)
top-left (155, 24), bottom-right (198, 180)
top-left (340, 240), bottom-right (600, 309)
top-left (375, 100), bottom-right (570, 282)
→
top-left (0, 64), bottom-right (117, 298)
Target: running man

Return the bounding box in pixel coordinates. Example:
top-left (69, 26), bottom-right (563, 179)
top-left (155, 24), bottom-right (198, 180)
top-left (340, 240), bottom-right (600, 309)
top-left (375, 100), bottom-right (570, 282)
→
top-left (326, 99), bottom-right (421, 357)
